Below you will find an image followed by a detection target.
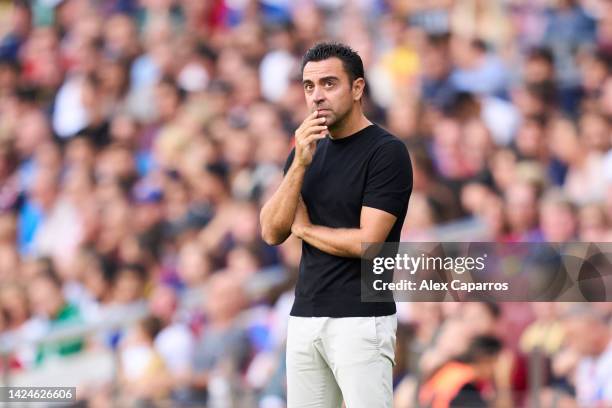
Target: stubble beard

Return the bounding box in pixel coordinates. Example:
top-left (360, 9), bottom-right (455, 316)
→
top-left (326, 104), bottom-right (353, 132)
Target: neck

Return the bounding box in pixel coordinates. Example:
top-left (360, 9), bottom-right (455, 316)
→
top-left (328, 106), bottom-right (372, 140)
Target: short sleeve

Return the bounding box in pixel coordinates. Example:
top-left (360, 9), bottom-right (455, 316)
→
top-left (362, 140), bottom-right (413, 218)
top-left (450, 383), bottom-right (487, 407)
top-left (283, 148), bottom-right (296, 176)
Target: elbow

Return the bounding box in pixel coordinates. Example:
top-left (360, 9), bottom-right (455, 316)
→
top-left (261, 225), bottom-right (284, 246)
top-left (260, 208), bottom-right (290, 246)
top-left (260, 213), bottom-right (279, 246)
top-left (262, 232), bottom-right (280, 246)
top-left (356, 232), bottom-right (384, 259)
top-left (353, 243), bottom-right (365, 258)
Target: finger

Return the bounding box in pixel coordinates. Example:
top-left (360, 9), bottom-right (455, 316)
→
top-left (298, 128), bottom-right (328, 144)
top-left (296, 126), bottom-right (328, 141)
top-left (304, 125), bottom-right (328, 135)
top-left (295, 111), bottom-right (320, 132)
top-left (303, 116), bottom-right (327, 128)
top-left (301, 133), bottom-right (327, 146)
top-left (314, 115), bottom-right (328, 124)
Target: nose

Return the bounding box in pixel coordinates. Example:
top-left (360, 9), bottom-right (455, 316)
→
top-left (312, 86), bottom-right (325, 104)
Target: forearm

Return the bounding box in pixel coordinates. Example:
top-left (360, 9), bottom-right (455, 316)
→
top-left (293, 206), bottom-right (396, 258)
top-left (260, 163), bottom-right (306, 245)
top-left (298, 225), bottom-right (364, 258)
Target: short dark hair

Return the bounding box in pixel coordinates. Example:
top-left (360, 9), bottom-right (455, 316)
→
top-left (527, 47), bottom-right (554, 65)
top-left (301, 42), bottom-right (364, 83)
top-left (480, 301), bottom-right (502, 320)
top-left (34, 257), bottom-right (62, 289)
top-left (140, 316), bottom-right (163, 340)
top-left (117, 263), bottom-right (148, 281)
top-left (458, 335), bottom-right (503, 364)
top-left (470, 38), bottom-right (488, 53)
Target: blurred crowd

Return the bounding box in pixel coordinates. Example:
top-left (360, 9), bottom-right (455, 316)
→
top-left (1, 0), bottom-right (612, 406)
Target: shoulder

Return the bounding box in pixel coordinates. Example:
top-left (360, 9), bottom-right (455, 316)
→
top-left (369, 124), bottom-right (407, 148)
top-left (368, 126), bottom-right (411, 162)
top-left (450, 382), bottom-right (487, 408)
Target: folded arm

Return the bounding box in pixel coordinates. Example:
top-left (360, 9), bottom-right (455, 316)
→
top-left (259, 161), bottom-right (305, 245)
top-left (291, 201), bottom-right (397, 258)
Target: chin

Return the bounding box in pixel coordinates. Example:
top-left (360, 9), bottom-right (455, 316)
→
top-left (322, 113), bottom-right (337, 126)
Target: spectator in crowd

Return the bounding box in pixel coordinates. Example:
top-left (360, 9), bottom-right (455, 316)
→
top-left (450, 38), bottom-right (511, 97)
top-left (112, 263), bottom-right (148, 305)
top-left (189, 272), bottom-right (251, 405)
top-left (27, 267), bottom-right (84, 364)
top-left (520, 303), bottom-right (565, 358)
top-left (419, 335), bottom-right (510, 408)
top-left (148, 283), bottom-right (195, 402)
top-left (562, 306), bottom-right (612, 406)
top-left (0, 0), bottom-right (31, 61)
top-left (539, 190), bottom-right (578, 242)
top-left (118, 316), bottom-right (171, 406)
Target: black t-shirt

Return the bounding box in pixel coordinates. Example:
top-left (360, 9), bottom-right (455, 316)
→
top-left (283, 123), bottom-right (413, 317)
top-left (450, 383), bottom-right (488, 407)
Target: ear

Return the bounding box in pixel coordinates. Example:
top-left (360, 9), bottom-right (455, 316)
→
top-left (352, 77), bottom-right (366, 101)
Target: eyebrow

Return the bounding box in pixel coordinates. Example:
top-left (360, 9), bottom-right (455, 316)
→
top-left (302, 76), bottom-right (340, 85)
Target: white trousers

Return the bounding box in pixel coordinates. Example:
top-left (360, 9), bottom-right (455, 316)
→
top-left (286, 314), bottom-right (397, 408)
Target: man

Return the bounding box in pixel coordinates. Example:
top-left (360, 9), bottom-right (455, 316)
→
top-left (419, 335), bottom-right (506, 408)
top-left (28, 267), bottom-right (84, 364)
top-left (260, 42), bottom-right (412, 407)
top-left (563, 307), bottom-right (612, 406)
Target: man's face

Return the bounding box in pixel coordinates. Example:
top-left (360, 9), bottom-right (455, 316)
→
top-left (29, 278), bottom-right (64, 319)
top-left (564, 317), bottom-right (609, 356)
top-left (473, 355), bottom-right (499, 381)
top-left (462, 303), bottom-right (498, 336)
top-left (302, 58), bottom-right (357, 128)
